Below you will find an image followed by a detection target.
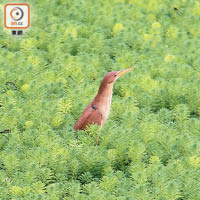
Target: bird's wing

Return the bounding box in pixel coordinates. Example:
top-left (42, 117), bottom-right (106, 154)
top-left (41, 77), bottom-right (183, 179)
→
top-left (74, 103), bottom-right (102, 130)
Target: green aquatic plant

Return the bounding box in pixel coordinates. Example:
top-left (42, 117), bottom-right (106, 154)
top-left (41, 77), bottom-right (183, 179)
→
top-left (0, 0), bottom-right (200, 199)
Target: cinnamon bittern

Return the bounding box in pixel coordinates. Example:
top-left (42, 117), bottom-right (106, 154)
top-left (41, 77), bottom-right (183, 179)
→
top-left (74, 67), bottom-right (135, 131)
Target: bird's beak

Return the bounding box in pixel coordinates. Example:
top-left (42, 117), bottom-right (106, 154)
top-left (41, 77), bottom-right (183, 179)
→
top-left (117, 66), bottom-right (135, 78)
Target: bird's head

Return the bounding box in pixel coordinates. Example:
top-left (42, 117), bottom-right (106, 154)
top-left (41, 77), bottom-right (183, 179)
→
top-left (102, 66), bottom-right (135, 84)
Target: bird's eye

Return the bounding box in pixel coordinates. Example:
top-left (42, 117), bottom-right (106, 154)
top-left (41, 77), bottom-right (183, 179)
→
top-left (114, 74), bottom-right (117, 77)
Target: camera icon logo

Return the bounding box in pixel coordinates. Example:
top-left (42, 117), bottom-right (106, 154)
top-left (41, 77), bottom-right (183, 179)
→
top-left (10, 7), bottom-right (24, 21)
top-left (4, 3), bottom-right (30, 29)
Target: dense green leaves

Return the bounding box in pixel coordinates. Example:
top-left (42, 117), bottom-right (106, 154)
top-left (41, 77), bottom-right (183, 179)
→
top-left (0, 0), bottom-right (200, 199)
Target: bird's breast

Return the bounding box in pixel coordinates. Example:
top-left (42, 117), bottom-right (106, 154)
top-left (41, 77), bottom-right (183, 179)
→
top-left (100, 91), bottom-right (113, 126)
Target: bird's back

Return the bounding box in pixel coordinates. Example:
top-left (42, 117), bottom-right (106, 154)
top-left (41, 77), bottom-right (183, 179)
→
top-left (74, 102), bottom-right (102, 130)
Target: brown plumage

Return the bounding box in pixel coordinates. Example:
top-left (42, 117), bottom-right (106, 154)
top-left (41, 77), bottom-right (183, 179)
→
top-left (74, 67), bottom-right (134, 131)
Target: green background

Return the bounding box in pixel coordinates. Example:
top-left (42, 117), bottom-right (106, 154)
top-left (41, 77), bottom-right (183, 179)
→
top-left (0, 0), bottom-right (200, 199)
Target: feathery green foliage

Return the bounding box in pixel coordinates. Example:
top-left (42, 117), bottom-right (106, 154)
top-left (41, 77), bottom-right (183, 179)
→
top-left (0, 0), bottom-right (200, 199)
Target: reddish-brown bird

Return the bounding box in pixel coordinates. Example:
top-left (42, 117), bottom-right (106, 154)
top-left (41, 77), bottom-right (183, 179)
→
top-left (74, 67), bottom-right (135, 131)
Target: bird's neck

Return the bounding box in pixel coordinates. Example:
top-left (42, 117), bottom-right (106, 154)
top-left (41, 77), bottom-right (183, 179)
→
top-left (93, 82), bottom-right (114, 112)
top-left (93, 82), bottom-right (114, 126)
top-left (95, 82), bottom-right (113, 101)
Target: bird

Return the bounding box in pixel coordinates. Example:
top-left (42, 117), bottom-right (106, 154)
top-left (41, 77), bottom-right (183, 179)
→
top-left (74, 67), bottom-right (135, 131)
